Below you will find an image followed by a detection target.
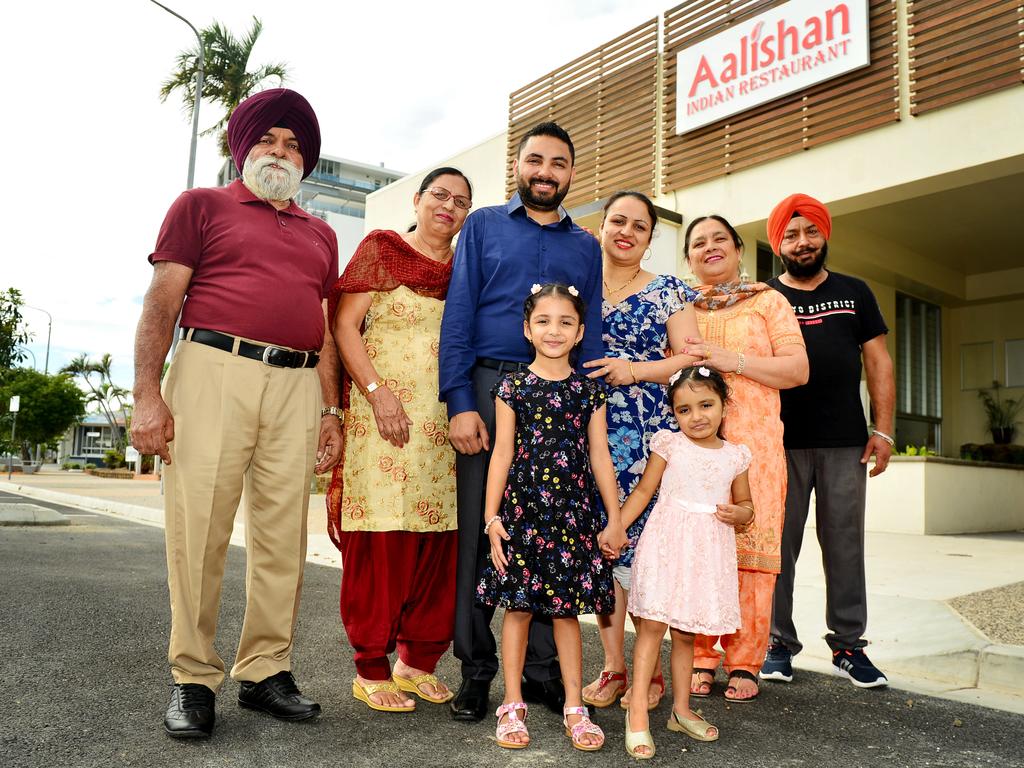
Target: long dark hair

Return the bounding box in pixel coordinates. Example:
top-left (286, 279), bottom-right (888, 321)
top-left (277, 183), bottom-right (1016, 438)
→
top-left (683, 214), bottom-right (743, 259)
top-left (667, 365), bottom-right (731, 437)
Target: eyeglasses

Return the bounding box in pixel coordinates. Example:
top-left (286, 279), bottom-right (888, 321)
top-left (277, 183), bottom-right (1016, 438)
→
top-left (426, 187), bottom-right (472, 210)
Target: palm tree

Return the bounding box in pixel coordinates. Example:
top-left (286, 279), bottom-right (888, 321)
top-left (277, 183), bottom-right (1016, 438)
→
top-left (160, 16), bottom-right (288, 158)
top-left (61, 354), bottom-right (130, 453)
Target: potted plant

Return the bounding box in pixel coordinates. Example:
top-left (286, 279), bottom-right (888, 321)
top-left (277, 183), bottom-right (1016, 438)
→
top-left (978, 380), bottom-right (1023, 444)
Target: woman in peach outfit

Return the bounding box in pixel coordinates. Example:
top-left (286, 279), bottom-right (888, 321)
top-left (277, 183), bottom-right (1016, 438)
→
top-left (681, 215), bottom-right (808, 703)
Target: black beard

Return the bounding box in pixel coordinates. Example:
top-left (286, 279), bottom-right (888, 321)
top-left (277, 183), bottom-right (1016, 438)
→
top-left (516, 175), bottom-right (569, 212)
top-left (781, 242), bottom-right (828, 278)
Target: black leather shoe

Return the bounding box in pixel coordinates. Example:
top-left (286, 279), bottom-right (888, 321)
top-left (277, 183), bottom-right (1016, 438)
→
top-left (449, 677), bottom-right (490, 722)
top-left (164, 683), bottom-right (215, 738)
top-left (238, 671), bottom-right (321, 721)
top-left (521, 676), bottom-right (565, 715)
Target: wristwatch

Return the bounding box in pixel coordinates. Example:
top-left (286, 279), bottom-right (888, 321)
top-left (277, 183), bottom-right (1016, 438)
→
top-left (365, 379), bottom-right (386, 395)
top-left (321, 406), bottom-right (342, 419)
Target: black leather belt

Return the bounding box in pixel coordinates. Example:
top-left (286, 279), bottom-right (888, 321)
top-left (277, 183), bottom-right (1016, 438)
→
top-left (182, 328), bottom-right (319, 369)
top-left (476, 357), bottom-right (529, 374)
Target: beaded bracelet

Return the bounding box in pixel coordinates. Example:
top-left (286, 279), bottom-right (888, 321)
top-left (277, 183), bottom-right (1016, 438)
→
top-left (483, 516), bottom-right (501, 535)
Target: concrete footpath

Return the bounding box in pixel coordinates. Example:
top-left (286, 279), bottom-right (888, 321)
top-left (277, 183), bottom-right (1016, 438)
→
top-left (2, 483), bottom-right (1023, 768)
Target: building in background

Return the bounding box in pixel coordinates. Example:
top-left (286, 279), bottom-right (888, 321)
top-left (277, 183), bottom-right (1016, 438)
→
top-left (366, 0), bottom-right (1024, 463)
top-left (219, 154), bottom-right (404, 270)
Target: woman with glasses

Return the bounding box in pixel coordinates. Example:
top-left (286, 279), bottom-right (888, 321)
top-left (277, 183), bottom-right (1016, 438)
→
top-left (326, 167), bottom-right (473, 713)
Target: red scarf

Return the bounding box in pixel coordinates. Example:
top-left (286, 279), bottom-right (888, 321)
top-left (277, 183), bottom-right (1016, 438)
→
top-left (325, 230), bottom-right (453, 549)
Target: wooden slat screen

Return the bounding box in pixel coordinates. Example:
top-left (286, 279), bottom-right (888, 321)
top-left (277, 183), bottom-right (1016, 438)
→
top-left (506, 18), bottom-right (659, 208)
top-left (661, 0), bottom-right (899, 191)
top-left (908, 0), bottom-right (1023, 116)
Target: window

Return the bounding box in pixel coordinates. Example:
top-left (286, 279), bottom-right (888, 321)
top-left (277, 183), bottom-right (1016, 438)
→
top-left (895, 293), bottom-right (941, 451)
top-left (755, 242), bottom-right (782, 283)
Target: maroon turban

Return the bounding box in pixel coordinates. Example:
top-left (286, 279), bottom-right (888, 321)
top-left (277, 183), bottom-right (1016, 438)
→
top-left (767, 193), bottom-right (832, 254)
top-left (227, 88), bottom-right (321, 179)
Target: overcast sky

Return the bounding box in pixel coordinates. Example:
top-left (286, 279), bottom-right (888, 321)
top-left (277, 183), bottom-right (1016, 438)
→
top-left (8, 0), bottom-right (670, 390)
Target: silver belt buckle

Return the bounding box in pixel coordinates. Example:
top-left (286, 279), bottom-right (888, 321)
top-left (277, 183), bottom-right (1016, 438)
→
top-left (261, 345), bottom-right (287, 368)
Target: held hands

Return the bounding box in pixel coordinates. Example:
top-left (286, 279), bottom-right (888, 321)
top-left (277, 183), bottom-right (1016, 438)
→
top-left (487, 518), bottom-right (510, 575)
top-left (315, 415), bottom-right (344, 473)
top-left (368, 385), bottom-right (413, 448)
top-left (583, 357), bottom-right (636, 386)
top-left (682, 337), bottom-right (741, 373)
top-left (597, 525), bottom-right (628, 559)
top-left (129, 392), bottom-right (175, 464)
top-left (861, 434), bottom-right (893, 477)
top-left (449, 411), bottom-right (490, 455)
top-left (715, 503), bottom-right (754, 528)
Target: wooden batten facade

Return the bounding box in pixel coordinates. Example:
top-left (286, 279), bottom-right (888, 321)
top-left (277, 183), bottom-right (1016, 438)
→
top-left (908, 0), bottom-right (1024, 116)
top-left (506, 18), bottom-right (659, 208)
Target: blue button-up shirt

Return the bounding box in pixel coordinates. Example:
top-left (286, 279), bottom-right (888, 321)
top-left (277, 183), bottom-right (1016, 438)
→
top-left (439, 193), bottom-right (603, 418)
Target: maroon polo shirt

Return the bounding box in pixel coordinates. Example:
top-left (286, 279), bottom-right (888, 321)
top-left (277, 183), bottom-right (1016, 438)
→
top-left (149, 179), bottom-right (339, 351)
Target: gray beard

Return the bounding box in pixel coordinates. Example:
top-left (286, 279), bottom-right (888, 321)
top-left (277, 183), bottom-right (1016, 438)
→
top-left (242, 155), bottom-right (302, 202)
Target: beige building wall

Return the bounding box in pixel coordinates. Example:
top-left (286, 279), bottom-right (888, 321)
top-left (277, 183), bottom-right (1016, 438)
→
top-left (364, 133), bottom-right (508, 235)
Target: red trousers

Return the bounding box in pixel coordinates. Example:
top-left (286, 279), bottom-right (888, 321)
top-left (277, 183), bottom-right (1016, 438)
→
top-left (339, 529), bottom-right (457, 680)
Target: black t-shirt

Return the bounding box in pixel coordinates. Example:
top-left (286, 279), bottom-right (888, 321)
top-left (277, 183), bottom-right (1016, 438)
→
top-left (767, 272), bottom-right (888, 449)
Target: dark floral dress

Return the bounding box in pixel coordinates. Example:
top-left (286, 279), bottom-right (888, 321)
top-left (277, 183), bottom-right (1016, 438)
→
top-left (476, 370), bottom-right (614, 617)
top-left (603, 274), bottom-right (697, 567)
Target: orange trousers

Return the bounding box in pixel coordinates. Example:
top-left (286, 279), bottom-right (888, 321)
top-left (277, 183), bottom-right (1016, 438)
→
top-left (693, 570), bottom-right (777, 676)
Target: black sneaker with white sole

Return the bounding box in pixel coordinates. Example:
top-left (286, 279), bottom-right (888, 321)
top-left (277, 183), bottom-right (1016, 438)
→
top-left (759, 642), bottom-right (794, 682)
top-left (831, 648), bottom-right (888, 688)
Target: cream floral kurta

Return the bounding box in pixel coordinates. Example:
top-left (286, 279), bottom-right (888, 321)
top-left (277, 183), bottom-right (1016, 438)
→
top-left (341, 285), bottom-right (456, 532)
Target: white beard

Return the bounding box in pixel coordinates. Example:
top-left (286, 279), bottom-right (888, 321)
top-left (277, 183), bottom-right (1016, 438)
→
top-left (242, 153), bottom-right (302, 202)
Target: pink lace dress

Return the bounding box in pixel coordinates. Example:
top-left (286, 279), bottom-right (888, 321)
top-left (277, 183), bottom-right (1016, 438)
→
top-left (627, 430), bottom-right (752, 634)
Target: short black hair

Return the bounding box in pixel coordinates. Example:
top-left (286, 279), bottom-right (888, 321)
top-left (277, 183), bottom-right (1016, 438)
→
top-left (417, 166), bottom-right (473, 199)
top-left (516, 122), bottom-right (575, 165)
top-left (683, 214), bottom-right (744, 258)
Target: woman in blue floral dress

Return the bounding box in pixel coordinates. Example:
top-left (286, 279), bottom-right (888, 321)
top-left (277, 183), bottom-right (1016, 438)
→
top-left (582, 191), bottom-right (700, 710)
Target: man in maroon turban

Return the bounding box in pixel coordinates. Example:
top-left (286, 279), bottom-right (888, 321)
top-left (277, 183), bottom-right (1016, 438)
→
top-left (132, 88), bottom-right (342, 738)
top-left (759, 193), bottom-right (895, 690)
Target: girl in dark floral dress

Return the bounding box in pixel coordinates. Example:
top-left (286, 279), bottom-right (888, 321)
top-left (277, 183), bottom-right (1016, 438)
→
top-left (477, 283), bottom-right (626, 752)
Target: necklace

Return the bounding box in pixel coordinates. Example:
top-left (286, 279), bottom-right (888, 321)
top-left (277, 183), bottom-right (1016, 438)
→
top-left (411, 231), bottom-right (452, 262)
top-left (603, 266), bottom-right (642, 295)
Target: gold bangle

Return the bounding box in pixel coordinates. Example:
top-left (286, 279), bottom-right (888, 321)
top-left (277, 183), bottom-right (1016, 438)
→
top-left (739, 503), bottom-right (755, 527)
top-left (628, 361), bottom-right (638, 384)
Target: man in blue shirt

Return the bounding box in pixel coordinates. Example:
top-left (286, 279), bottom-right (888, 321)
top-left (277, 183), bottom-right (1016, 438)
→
top-left (440, 122), bottom-right (603, 722)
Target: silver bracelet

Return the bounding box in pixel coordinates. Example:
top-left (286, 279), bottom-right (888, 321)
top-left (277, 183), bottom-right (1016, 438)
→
top-left (873, 429), bottom-right (895, 447)
top-left (735, 352), bottom-right (746, 376)
top-left (483, 516), bottom-right (501, 535)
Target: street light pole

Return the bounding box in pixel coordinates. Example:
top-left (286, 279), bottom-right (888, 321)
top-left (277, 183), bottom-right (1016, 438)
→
top-left (149, 0), bottom-right (204, 191)
top-left (24, 304), bottom-right (51, 374)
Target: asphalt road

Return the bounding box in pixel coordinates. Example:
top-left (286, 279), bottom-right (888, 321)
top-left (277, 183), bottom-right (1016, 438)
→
top-left (1, 490), bottom-right (1021, 768)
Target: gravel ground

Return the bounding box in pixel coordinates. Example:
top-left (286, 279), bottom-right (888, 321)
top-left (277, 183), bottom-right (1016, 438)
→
top-left (949, 581), bottom-right (1024, 645)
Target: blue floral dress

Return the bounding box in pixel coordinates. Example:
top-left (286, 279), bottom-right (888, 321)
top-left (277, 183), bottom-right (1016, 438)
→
top-left (477, 370), bottom-right (614, 617)
top-left (604, 274), bottom-right (697, 567)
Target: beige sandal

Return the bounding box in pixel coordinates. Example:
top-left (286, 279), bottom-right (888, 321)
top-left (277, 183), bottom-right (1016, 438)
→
top-left (624, 710), bottom-right (656, 759)
top-left (667, 708), bottom-right (719, 741)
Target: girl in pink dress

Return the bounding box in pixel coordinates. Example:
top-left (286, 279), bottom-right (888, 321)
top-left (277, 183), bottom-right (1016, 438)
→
top-left (617, 366), bottom-right (754, 759)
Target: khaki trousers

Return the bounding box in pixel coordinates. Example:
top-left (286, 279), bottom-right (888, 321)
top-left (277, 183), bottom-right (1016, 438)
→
top-left (162, 338), bottom-right (321, 690)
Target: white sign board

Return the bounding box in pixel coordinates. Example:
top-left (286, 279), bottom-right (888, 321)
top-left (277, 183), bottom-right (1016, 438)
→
top-left (8, 395), bottom-right (19, 412)
top-left (676, 0), bottom-right (870, 134)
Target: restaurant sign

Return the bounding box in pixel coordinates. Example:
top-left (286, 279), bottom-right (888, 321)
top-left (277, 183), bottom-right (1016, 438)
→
top-left (676, 0), bottom-right (871, 134)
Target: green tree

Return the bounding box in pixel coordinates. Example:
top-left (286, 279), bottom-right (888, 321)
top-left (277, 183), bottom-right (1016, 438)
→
top-left (160, 16), bottom-right (288, 158)
top-left (0, 288), bottom-right (32, 369)
top-left (61, 354), bottom-right (131, 452)
top-left (0, 369), bottom-right (86, 460)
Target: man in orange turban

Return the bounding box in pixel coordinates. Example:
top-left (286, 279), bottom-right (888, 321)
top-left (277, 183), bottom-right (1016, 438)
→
top-left (133, 88), bottom-right (342, 738)
top-left (760, 193), bottom-right (895, 691)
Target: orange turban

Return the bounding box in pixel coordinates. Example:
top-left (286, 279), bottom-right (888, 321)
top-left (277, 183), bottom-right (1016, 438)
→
top-left (767, 193), bottom-right (832, 254)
